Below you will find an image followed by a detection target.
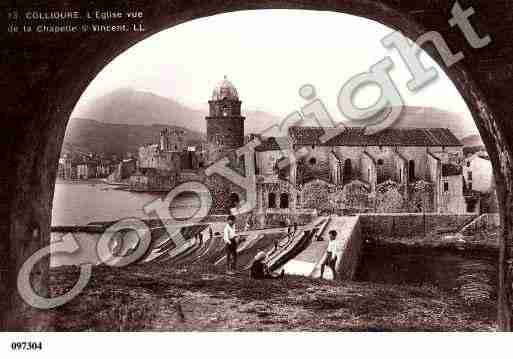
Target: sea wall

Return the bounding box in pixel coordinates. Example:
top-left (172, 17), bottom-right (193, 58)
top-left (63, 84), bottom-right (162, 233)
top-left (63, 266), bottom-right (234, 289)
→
top-left (335, 216), bottom-right (363, 280)
top-left (359, 213), bottom-right (476, 238)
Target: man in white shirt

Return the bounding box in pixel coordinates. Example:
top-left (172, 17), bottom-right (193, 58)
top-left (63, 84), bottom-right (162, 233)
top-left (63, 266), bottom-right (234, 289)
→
top-left (320, 230), bottom-right (338, 280)
top-left (224, 215), bottom-right (238, 273)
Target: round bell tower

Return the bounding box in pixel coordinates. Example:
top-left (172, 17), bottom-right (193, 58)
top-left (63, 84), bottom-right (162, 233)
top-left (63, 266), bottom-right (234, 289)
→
top-left (206, 76), bottom-right (245, 163)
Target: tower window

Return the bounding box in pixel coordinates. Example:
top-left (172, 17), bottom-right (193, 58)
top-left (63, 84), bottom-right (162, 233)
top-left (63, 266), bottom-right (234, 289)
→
top-left (221, 105), bottom-right (229, 116)
top-left (468, 171), bottom-right (473, 180)
top-left (443, 182), bottom-right (449, 192)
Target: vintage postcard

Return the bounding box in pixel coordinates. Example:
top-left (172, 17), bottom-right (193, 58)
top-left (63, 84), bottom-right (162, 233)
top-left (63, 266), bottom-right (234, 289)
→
top-left (1, 0), bottom-right (511, 356)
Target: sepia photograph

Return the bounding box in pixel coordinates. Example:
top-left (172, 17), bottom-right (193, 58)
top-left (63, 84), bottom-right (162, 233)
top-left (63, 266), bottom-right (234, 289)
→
top-left (1, 0), bottom-right (513, 357)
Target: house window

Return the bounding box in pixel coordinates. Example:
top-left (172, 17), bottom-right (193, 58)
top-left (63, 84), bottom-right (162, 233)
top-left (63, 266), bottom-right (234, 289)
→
top-left (468, 182), bottom-right (473, 191)
top-left (443, 182), bottom-right (449, 192)
top-left (467, 201), bottom-right (477, 213)
top-left (377, 159), bottom-right (384, 166)
top-left (468, 171), bottom-right (472, 180)
top-left (268, 193), bottom-right (276, 208)
top-left (309, 157), bottom-right (317, 165)
top-left (467, 161), bottom-right (471, 167)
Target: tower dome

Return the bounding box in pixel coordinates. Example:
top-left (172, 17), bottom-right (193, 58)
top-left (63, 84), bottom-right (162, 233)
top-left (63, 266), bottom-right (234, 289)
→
top-left (212, 75), bottom-right (239, 101)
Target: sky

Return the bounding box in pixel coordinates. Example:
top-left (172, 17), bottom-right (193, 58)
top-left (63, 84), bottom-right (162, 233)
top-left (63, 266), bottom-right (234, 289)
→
top-left (72, 9), bottom-right (477, 134)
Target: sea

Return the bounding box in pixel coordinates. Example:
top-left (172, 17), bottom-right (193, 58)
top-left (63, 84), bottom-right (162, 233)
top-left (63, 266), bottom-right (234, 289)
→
top-left (51, 180), bottom-right (201, 226)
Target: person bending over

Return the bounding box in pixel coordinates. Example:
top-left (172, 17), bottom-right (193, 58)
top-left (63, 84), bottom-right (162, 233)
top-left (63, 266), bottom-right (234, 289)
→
top-left (250, 251), bottom-right (284, 279)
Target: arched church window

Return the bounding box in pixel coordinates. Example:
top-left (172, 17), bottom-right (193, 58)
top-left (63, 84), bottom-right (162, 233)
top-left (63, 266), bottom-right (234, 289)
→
top-left (268, 193), bottom-right (276, 208)
top-left (280, 193), bottom-right (289, 209)
top-left (344, 158), bottom-right (352, 180)
top-left (229, 193), bottom-right (240, 208)
top-left (408, 160), bottom-right (415, 181)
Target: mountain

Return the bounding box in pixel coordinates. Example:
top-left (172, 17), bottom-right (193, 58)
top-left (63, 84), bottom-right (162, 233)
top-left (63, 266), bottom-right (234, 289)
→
top-left (72, 88), bottom-right (479, 139)
top-left (461, 134), bottom-right (484, 148)
top-left (67, 88), bottom-right (482, 157)
top-left (62, 118), bottom-right (205, 157)
top-left (71, 88), bottom-right (282, 135)
top-left (382, 106), bottom-right (477, 140)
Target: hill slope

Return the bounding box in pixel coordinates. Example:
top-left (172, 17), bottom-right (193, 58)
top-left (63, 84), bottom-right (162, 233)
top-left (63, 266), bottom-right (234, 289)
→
top-left (63, 118), bottom-right (205, 157)
top-left (44, 263), bottom-right (496, 331)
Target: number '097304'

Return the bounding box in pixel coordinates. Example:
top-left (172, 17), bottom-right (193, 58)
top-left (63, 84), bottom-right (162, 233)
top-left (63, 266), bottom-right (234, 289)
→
top-left (11, 342), bottom-right (43, 351)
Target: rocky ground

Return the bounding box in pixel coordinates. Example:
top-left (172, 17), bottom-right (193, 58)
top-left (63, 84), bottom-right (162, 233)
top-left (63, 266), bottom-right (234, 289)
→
top-left (33, 263), bottom-right (498, 331)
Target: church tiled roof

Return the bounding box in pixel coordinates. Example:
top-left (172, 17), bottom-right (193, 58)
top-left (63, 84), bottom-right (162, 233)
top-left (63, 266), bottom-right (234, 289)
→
top-left (288, 127), bottom-right (462, 147)
top-left (254, 137), bottom-right (289, 152)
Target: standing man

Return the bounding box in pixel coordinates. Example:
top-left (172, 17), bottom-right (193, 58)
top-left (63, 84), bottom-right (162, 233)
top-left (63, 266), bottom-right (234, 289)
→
top-left (320, 230), bottom-right (338, 280)
top-left (224, 214), bottom-right (238, 273)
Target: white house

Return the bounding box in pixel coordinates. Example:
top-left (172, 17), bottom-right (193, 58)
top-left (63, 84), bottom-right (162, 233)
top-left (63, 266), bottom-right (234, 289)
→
top-left (462, 151), bottom-right (494, 193)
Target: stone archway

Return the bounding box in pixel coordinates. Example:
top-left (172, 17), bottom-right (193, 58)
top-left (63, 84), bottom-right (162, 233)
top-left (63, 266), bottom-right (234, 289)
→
top-left (2, 0), bottom-right (513, 330)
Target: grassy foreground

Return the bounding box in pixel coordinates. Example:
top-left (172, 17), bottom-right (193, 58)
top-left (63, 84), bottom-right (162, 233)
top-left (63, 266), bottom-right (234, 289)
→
top-left (39, 262), bottom-right (498, 331)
